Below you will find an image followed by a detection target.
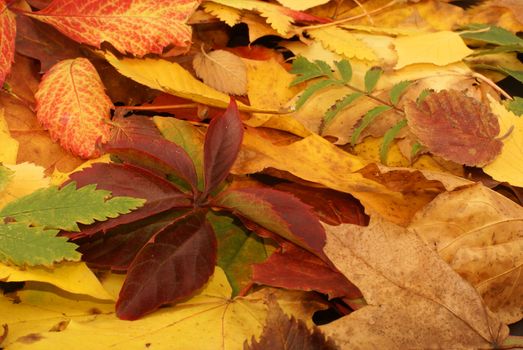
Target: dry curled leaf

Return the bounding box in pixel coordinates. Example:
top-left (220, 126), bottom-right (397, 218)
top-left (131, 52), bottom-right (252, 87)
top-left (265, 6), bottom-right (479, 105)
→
top-left (35, 58), bottom-right (113, 158)
top-left (193, 49), bottom-right (247, 95)
top-left (405, 90), bottom-right (502, 166)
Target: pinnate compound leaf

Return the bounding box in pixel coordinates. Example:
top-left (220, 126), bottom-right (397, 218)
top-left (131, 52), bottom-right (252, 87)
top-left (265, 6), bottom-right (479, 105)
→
top-left (296, 79), bottom-right (342, 110)
top-left (380, 119), bottom-right (407, 164)
top-left (460, 24), bottom-right (523, 47)
top-left (507, 96), bottom-right (523, 116)
top-left (322, 92), bottom-right (362, 132)
top-left (28, 0), bottom-right (199, 56)
top-left (215, 188), bottom-right (327, 260)
top-left (405, 90), bottom-right (503, 166)
top-left (203, 98), bottom-right (244, 196)
top-left (335, 59), bottom-right (352, 83)
top-left (389, 80), bottom-right (412, 106)
top-left (193, 50), bottom-right (247, 95)
top-left (0, 223), bottom-right (80, 266)
top-left (364, 66), bottom-right (383, 93)
top-left (0, 1), bottom-right (16, 86)
top-left (116, 211), bottom-right (217, 320)
top-left (501, 67), bottom-right (523, 84)
top-left (351, 105), bottom-right (392, 146)
top-left (35, 58), bottom-right (113, 158)
top-left (321, 217), bottom-right (509, 349)
top-left (0, 182), bottom-right (145, 232)
top-left (290, 56), bottom-right (327, 86)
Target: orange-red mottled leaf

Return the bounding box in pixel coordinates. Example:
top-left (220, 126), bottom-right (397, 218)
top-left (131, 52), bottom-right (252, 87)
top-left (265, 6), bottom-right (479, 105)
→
top-left (28, 0), bottom-right (200, 56)
top-left (405, 90), bottom-right (502, 167)
top-left (35, 58), bottom-right (113, 158)
top-left (0, 1), bottom-right (16, 85)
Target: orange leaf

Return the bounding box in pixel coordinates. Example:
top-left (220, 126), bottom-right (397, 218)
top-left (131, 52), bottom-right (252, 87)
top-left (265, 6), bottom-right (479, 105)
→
top-left (28, 0), bottom-right (200, 56)
top-left (0, 0), bottom-right (16, 85)
top-left (35, 58), bottom-right (113, 158)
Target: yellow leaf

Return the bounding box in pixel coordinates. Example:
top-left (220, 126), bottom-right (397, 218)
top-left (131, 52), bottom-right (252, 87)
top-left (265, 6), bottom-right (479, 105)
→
top-left (409, 184), bottom-right (523, 324)
top-left (483, 97), bottom-right (523, 187)
top-left (105, 52), bottom-right (279, 114)
top-left (274, 0), bottom-right (329, 11)
top-left (394, 31), bottom-right (473, 69)
top-left (1, 267), bottom-right (322, 349)
top-left (0, 108), bottom-right (18, 164)
top-left (50, 154), bottom-right (112, 186)
top-left (322, 216), bottom-right (509, 348)
top-left (0, 262), bottom-right (113, 300)
top-left (307, 26), bottom-right (378, 61)
top-left (202, 2), bottom-right (241, 26)
top-left (193, 50), bottom-right (247, 95)
top-left (0, 163), bottom-right (49, 210)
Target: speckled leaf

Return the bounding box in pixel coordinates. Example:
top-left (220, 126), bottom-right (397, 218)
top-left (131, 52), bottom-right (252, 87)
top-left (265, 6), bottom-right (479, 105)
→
top-left (405, 90), bottom-right (502, 166)
top-left (0, 1), bottom-right (16, 85)
top-left (28, 0), bottom-right (200, 56)
top-left (35, 58), bottom-right (113, 158)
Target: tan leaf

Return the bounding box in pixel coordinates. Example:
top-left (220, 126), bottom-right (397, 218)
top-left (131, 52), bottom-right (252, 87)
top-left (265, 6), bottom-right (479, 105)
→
top-left (193, 50), bottom-right (247, 95)
top-left (322, 216), bottom-right (509, 349)
top-left (409, 184), bottom-right (523, 324)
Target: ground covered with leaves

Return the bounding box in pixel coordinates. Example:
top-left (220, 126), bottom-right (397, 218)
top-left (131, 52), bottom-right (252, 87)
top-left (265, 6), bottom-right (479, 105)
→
top-left (1, 0), bottom-right (523, 349)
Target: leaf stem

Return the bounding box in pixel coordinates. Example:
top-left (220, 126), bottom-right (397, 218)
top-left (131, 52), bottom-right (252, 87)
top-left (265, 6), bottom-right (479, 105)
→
top-left (343, 82), bottom-right (404, 114)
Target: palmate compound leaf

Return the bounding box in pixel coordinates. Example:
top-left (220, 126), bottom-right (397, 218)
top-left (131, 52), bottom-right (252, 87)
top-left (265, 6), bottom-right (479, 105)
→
top-left (35, 58), bottom-right (113, 159)
top-left (0, 223), bottom-right (80, 266)
top-left (405, 90), bottom-right (503, 166)
top-left (0, 0), bottom-right (16, 86)
top-left (116, 211), bottom-right (217, 320)
top-left (0, 181), bottom-right (145, 232)
top-left (27, 0), bottom-right (200, 56)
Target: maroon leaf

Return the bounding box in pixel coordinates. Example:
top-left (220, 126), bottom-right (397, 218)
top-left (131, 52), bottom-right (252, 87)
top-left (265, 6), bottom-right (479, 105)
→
top-left (105, 117), bottom-right (198, 193)
top-left (66, 162), bottom-right (191, 239)
top-left (253, 243), bottom-right (361, 299)
top-left (203, 98), bottom-right (244, 197)
top-left (215, 188), bottom-right (327, 261)
top-left (116, 211), bottom-right (217, 320)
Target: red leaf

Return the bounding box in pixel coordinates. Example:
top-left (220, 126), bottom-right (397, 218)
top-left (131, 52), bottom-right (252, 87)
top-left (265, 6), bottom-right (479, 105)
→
top-left (203, 98), bottom-right (244, 196)
top-left (66, 162), bottom-right (191, 239)
top-left (405, 90), bottom-right (503, 166)
top-left (0, 1), bottom-right (16, 85)
top-left (27, 0), bottom-right (200, 56)
top-left (35, 58), bottom-right (113, 158)
top-left (116, 211), bottom-right (217, 320)
top-left (215, 188), bottom-right (327, 260)
top-left (253, 243), bottom-right (361, 299)
top-left (106, 117), bottom-right (198, 192)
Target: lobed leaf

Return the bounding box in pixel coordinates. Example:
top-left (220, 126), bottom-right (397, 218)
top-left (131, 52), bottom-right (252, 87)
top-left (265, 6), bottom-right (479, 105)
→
top-left (0, 223), bottom-right (80, 266)
top-left (0, 182), bottom-right (145, 232)
top-left (35, 58), bottom-right (113, 158)
top-left (116, 211), bottom-right (217, 320)
top-left (28, 0), bottom-right (199, 56)
top-left (380, 119), bottom-right (407, 164)
top-left (203, 99), bottom-right (244, 197)
top-left (389, 80), bottom-right (412, 106)
top-left (0, 1), bottom-right (16, 86)
top-left (351, 105), bottom-right (392, 146)
top-left (364, 67), bottom-right (383, 93)
top-left (295, 79), bottom-right (342, 110)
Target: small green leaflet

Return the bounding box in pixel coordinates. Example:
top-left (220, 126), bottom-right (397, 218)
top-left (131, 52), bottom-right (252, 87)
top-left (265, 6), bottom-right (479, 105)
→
top-left (500, 67), bottom-right (523, 84)
top-left (0, 182), bottom-right (146, 232)
top-left (389, 80), bottom-right (412, 106)
top-left (417, 89), bottom-right (432, 104)
top-left (0, 165), bottom-right (14, 193)
top-left (335, 60), bottom-right (352, 82)
top-left (364, 67), bottom-right (383, 93)
top-left (321, 92), bottom-right (362, 133)
top-left (507, 97), bottom-right (523, 116)
top-left (380, 119), bottom-right (408, 164)
top-left (0, 223), bottom-right (80, 266)
top-left (351, 105), bottom-right (392, 146)
top-left (410, 141), bottom-right (423, 159)
top-left (460, 24), bottom-right (523, 47)
top-left (290, 56), bottom-right (329, 86)
top-left (295, 79), bottom-right (343, 110)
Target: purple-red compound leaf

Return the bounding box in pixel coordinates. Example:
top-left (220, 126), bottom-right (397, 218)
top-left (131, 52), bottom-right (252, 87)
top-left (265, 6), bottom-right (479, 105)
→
top-left (66, 162), bottom-right (191, 239)
top-left (116, 211), bottom-right (217, 320)
top-left (203, 98), bottom-right (244, 197)
top-left (214, 188), bottom-right (327, 261)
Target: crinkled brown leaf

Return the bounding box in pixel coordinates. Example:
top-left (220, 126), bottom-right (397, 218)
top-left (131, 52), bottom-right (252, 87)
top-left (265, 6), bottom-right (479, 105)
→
top-left (405, 90), bottom-right (502, 166)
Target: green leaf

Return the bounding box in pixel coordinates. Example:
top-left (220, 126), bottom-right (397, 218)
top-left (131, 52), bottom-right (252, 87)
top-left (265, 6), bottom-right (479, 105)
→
top-left (506, 97), bottom-right (523, 116)
top-left (460, 24), bottom-right (523, 47)
top-left (335, 59), bottom-right (352, 82)
top-left (321, 92), bottom-right (362, 132)
top-left (500, 67), bottom-right (523, 84)
top-left (389, 80), bottom-right (412, 105)
top-left (417, 89), bottom-right (432, 104)
top-left (295, 79), bottom-right (342, 110)
top-left (380, 119), bottom-right (408, 164)
top-left (290, 56), bottom-right (326, 86)
top-left (314, 60), bottom-right (334, 79)
top-left (410, 141), bottom-right (423, 159)
top-left (0, 182), bottom-right (146, 232)
top-left (0, 166), bottom-right (14, 193)
top-left (364, 67), bottom-right (383, 93)
top-left (351, 105), bottom-right (392, 146)
top-left (0, 223), bottom-right (80, 266)
top-left (208, 211), bottom-right (272, 296)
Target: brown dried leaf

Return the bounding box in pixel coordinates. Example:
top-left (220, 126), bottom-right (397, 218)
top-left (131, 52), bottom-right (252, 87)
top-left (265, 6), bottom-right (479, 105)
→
top-left (405, 90), bottom-right (502, 166)
top-left (193, 49), bottom-right (247, 95)
top-left (321, 216), bottom-right (508, 349)
top-left (409, 184), bottom-right (523, 324)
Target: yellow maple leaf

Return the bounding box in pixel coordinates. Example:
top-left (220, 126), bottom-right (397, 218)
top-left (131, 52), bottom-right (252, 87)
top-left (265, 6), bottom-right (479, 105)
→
top-left (483, 97), bottom-right (523, 187)
top-left (0, 108), bottom-right (18, 164)
top-left (394, 31), bottom-right (473, 69)
top-left (0, 163), bottom-right (49, 209)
